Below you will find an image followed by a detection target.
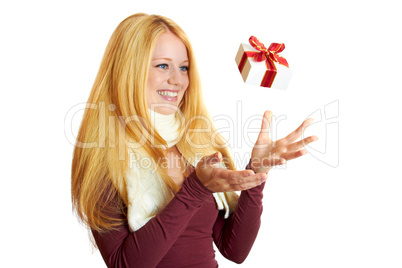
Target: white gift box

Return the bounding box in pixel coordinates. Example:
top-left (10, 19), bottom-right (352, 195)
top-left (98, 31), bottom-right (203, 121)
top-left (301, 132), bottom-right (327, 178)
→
top-left (235, 42), bottom-right (292, 90)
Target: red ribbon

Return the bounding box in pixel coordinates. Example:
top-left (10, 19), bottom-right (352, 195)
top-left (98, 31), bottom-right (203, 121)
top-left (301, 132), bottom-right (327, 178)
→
top-left (238, 36), bottom-right (289, 88)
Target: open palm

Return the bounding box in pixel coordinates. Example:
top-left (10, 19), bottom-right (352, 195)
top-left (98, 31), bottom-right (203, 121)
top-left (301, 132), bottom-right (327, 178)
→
top-left (250, 110), bottom-right (318, 173)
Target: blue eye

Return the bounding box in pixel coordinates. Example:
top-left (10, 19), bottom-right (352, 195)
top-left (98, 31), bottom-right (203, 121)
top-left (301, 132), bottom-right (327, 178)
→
top-left (180, 66), bottom-right (189, 71)
top-left (156, 64), bottom-right (168, 69)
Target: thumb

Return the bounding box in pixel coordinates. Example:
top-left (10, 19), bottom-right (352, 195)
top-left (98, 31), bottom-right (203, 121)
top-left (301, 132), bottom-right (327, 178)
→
top-left (203, 152), bottom-right (222, 166)
top-left (211, 152), bottom-right (222, 163)
top-left (256, 110), bottom-right (272, 145)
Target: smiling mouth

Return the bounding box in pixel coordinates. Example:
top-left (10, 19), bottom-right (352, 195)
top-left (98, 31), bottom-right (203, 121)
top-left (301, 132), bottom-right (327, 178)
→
top-left (157, 90), bottom-right (179, 101)
top-left (157, 90), bottom-right (178, 97)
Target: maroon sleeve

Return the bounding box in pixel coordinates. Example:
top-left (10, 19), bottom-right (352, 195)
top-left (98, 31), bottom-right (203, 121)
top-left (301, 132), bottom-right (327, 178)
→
top-left (212, 160), bottom-right (265, 264)
top-left (91, 170), bottom-right (213, 268)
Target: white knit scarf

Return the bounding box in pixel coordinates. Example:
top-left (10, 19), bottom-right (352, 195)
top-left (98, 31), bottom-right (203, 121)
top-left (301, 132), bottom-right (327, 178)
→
top-left (125, 108), bottom-right (238, 232)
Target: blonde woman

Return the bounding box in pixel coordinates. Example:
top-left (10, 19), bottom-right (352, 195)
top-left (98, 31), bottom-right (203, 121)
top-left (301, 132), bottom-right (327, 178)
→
top-left (71, 13), bottom-right (317, 267)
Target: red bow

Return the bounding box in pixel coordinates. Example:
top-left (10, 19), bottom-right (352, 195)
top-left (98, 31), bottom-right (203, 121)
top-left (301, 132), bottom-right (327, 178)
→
top-left (249, 36), bottom-right (289, 68)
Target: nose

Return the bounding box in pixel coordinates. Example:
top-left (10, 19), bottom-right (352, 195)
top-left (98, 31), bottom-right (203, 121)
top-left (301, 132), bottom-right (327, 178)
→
top-left (167, 68), bottom-right (182, 87)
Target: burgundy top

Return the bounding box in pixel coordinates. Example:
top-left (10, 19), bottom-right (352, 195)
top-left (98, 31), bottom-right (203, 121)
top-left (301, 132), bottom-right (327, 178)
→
top-left (92, 162), bottom-right (265, 267)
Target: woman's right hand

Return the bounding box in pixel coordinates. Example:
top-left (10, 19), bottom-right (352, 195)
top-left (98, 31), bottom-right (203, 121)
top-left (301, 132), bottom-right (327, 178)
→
top-left (195, 152), bottom-right (267, 192)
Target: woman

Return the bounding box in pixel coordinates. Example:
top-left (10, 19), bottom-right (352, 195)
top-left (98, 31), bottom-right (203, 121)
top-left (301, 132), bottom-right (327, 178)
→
top-left (71, 13), bottom-right (317, 267)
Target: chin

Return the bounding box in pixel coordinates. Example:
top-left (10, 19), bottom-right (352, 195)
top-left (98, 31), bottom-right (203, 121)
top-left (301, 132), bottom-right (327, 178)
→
top-left (154, 106), bottom-right (179, 115)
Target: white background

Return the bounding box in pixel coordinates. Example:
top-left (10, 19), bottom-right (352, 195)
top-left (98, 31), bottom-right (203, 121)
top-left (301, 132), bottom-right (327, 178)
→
top-left (1, 0), bottom-right (401, 267)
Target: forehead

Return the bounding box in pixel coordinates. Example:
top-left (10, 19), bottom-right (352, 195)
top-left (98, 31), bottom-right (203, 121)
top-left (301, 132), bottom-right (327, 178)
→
top-left (152, 32), bottom-right (188, 59)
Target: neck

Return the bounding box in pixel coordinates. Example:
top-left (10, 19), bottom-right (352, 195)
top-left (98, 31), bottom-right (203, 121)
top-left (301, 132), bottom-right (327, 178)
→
top-left (148, 108), bottom-right (180, 148)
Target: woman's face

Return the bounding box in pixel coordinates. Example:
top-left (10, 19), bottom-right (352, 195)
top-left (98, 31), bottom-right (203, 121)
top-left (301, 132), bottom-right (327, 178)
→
top-left (146, 31), bottom-right (189, 115)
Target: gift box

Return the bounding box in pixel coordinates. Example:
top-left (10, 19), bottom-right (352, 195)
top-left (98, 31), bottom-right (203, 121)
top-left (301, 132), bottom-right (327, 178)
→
top-left (235, 36), bottom-right (292, 90)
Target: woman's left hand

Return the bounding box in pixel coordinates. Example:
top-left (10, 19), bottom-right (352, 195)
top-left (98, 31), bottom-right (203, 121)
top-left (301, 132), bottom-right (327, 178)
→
top-left (250, 110), bottom-right (318, 174)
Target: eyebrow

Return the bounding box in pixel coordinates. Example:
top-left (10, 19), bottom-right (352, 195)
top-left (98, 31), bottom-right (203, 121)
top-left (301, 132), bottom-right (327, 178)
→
top-left (152, 57), bottom-right (189, 63)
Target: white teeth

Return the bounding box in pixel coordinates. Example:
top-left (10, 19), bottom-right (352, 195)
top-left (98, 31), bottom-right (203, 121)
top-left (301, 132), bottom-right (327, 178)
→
top-left (158, 91), bottom-right (178, 97)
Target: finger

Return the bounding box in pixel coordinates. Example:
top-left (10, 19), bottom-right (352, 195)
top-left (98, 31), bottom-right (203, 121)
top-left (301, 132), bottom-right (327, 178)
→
top-left (249, 153), bottom-right (285, 171)
top-left (224, 170), bottom-right (266, 186)
top-left (218, 175), bottom-right (266, 191)
top-left (283, 118), bottom-right (314, 144)
top-left (281, 149), bottom-right (308, 161)
top-left (262, 157), bottom-right (287, 167)
top-left (286, 135), bottom-right (318, 152)
top-left (218, 169), bottom-right (253, 183)
top-left (256, 110), bottom-right (273, 145)
top-left (228, 173), bottom-right (268, 191)
top-left (208, 152), bottom-right (222, 166)
top-left (200, 152), bottom-right (222, 167)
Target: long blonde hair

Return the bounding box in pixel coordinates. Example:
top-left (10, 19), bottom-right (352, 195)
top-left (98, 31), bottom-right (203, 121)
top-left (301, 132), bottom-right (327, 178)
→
top-left (71, 13), bottom-right (235, 234)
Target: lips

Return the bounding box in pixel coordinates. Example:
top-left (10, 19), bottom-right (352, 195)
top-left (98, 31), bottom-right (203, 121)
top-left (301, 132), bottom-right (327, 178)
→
top-left (157, 90), bottom-right (179, 102)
